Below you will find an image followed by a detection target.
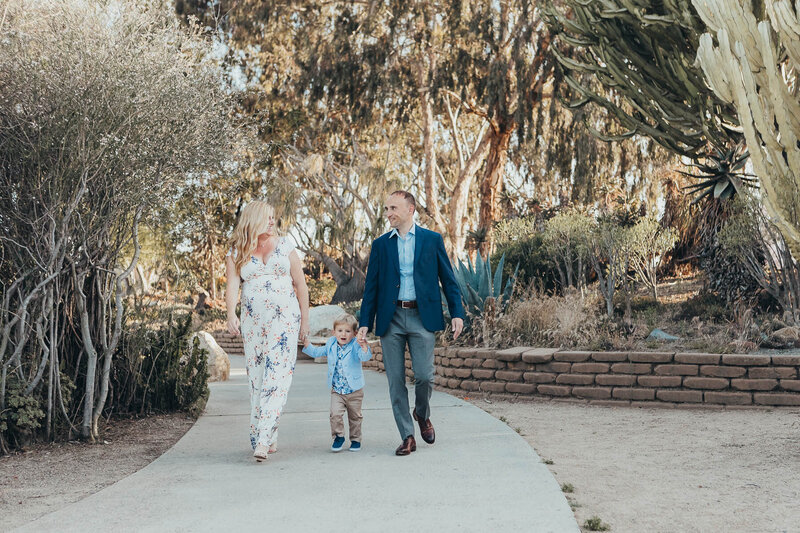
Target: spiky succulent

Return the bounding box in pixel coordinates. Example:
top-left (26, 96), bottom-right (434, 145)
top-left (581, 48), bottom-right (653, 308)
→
top-left (681, 143), bottom-right (757, 203)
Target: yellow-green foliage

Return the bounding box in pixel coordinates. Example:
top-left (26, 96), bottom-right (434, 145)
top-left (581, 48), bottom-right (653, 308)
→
top-left (494, 216), bottom-right (540, 246)
top-left (542, 212), bottom-right (593, 290)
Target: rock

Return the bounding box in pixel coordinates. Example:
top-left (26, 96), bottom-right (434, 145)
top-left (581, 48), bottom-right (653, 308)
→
top-left (308, 304), bottom-right (348, 336)
top-left (190, 331), bottom-right (230, 382)
top-left (771, 326), bottom-right (800, 347)
top-left (647, 328), bottom-right (680, 341)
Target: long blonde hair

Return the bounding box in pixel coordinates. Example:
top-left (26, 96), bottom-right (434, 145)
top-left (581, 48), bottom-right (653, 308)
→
top-left (228, 200), bottom-right (279, 275)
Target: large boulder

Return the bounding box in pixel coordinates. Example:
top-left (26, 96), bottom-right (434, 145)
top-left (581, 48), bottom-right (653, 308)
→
top-left (190, 331), bottom-right (231, 382)
top-left (308, 304), bottom-right (348, 336)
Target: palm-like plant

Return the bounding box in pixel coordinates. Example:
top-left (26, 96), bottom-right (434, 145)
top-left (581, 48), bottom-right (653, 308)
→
top-left (681, 143), bottom-right (757, 203)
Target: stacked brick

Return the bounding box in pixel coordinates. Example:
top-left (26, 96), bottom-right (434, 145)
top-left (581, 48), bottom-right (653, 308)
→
top-left (212, 331), bottom-right (799, 407)
top-left (211, 330), bottom-right (245, 356)
top-left (366, 345), bottom-right (800, 407)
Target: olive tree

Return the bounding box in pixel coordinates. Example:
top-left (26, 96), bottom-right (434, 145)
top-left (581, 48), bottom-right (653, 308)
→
top-left (0, 0), bottom-right (245, 446)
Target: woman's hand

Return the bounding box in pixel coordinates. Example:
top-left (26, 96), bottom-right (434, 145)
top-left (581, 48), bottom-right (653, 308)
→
top-left (299, 321), bottom-right (310, 345)
top-left (227, 315), bottom-right (241, 336)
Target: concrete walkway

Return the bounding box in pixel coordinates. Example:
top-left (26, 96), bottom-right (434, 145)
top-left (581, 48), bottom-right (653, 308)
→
top-left (16, 356), bottom-right (579, 532)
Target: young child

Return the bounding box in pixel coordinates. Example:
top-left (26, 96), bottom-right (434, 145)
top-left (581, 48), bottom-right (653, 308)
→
top-left (303, 313), bottom-right (372, 452)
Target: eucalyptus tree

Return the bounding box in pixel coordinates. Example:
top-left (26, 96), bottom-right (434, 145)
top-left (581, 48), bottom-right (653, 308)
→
top-left (178, 0), bottom-right (558, 254)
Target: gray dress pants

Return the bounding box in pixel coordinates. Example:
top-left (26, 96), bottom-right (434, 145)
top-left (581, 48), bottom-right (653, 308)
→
top-left (380, 307), bottom-right (436, 439)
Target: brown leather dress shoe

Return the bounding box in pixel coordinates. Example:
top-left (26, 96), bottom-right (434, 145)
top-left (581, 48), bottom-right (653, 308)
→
top-left (395, 435), bottom-right (417, 456)
top-left (413, 410), bottom-right (435, 444)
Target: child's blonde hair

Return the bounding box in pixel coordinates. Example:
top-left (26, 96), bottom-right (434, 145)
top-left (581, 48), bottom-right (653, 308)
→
top-left (332, 313), bottom-right (358, 332)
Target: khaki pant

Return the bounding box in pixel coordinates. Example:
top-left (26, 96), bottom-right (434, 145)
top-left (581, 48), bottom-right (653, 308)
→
top-left (330, 388), bottom-right (364, 441)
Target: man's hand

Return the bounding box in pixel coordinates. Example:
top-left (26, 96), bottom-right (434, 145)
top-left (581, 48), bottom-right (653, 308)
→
top-left (451, 318), bottom-right (464, 340)
top-left (357, 326), bottom-right (368, 342)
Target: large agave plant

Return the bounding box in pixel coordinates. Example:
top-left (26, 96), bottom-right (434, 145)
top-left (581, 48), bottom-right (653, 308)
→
top-left (452, 252), bottom-right (518, 326)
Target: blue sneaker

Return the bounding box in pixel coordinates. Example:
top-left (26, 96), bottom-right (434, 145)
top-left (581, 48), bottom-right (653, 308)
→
top-left (331, 436), bottom-right (345, 452)
top-left (349, 441), bottom-right (361, 452)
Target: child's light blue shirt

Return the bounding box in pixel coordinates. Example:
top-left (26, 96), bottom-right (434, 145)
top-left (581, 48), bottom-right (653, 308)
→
top-left (302, 337), bottom-right (372, 392)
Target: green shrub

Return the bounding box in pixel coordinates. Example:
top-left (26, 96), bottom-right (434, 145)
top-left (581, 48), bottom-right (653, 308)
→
top-left (494, 215), bottom-right (540, 245)
top-left (626, 217), bottom-right (678, 302)
top-left (0, 375), bottom-right (45, 451)
top-left (584, 516), bottom-right (611, 531)
top-left (113, 312), bottom-right (209, 416)
top-left (177, 337), bottom-right (210, 417)
top-left (542, 211), bottom-right (593, 291)
top-left (492, 233), bottom-right (557, 292)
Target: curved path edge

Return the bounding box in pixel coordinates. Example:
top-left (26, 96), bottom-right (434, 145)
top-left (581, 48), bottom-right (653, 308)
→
top-left (16, 356), bottom-right (578, 533)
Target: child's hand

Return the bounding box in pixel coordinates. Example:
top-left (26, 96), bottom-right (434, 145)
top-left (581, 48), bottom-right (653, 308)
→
top-left (303, 336), bottom-right (311, 348)
top-left (357, 337), bottom-right (369, 351)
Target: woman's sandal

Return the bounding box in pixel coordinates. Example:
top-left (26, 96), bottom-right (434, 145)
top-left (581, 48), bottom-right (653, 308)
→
top-left (253, 444), bottom-right (269, 462)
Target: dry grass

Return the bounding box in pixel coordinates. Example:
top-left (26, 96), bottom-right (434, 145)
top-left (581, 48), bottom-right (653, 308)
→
top-left (453, 275), bottom-right (787, 353)
top-left (484, 287), bottom-right (607, 348)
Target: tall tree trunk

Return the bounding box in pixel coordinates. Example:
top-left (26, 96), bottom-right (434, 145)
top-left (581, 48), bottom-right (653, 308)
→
top-left (421, 87), bottom-right (447, 237)
top-left (92, 210), bottom-right (142, 437)
top-left (478, 124), bottom-right (513, 257)
top-left (75, 272), bottom-right (97, 441)
top-left (448, 125), bottom-right (491, 258)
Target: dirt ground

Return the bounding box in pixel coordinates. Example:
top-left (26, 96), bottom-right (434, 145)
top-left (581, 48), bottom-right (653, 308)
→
top-left (465, 393), bottom-right (800, 533)
top-left (0, 413), bottom-right (195, 530)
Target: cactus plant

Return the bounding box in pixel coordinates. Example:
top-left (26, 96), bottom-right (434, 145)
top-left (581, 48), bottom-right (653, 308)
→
top-left (695, 0), bottom-right (800, 264)
top-left (453, 253), bottom-right (519, 326)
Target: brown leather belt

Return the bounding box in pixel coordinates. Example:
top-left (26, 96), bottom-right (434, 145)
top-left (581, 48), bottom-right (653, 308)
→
top-left (396, 300), bottom-right (417, 309)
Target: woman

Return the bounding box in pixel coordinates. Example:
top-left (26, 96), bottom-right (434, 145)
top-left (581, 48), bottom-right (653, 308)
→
top-left (225, 200), bottom-right (310, 462)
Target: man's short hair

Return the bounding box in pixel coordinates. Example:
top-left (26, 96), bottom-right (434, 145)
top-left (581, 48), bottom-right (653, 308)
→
top-left (332, 313), bottom-right (359, 332)
top-left (390, 190), bottom-right (416, 209)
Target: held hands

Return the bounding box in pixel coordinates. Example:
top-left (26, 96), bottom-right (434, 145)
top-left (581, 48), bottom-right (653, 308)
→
top-left (300, 321), bottom-right (310, 346)
top-left (227, 315), bottom-right (241, 336)
top-left (451, 317), bottom-right (464, 340)
top-left (356, 336), bottom-right (369, 351)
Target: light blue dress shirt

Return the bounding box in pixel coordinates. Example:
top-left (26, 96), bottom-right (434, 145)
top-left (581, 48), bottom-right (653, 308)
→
top-left (391, 224), bottom-right (416, 301)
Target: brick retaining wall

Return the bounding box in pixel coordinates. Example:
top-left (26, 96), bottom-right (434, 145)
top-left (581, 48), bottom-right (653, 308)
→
top-left (211, 331), bottom-right (800, 407)
top-left (365, 346), bottom-right (800, 408)
top-left (213, 331), bottom-right (244, 356)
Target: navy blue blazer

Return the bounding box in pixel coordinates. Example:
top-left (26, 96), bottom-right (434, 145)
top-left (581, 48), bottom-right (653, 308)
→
top-left (359, 225), bottom-right (465, 337)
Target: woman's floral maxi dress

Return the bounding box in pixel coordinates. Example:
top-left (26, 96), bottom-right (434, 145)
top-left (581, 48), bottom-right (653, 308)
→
top-left (235, 237), bottom-right (301, 449)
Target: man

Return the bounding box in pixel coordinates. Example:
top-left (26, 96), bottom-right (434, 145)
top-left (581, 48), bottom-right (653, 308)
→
top-left (358, 190), bottom-right (465, 456)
